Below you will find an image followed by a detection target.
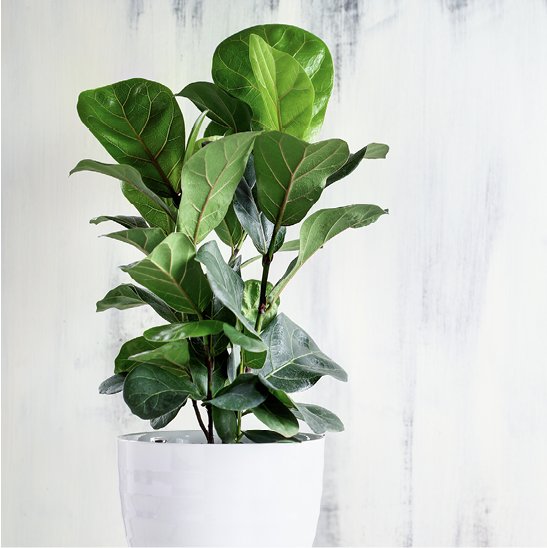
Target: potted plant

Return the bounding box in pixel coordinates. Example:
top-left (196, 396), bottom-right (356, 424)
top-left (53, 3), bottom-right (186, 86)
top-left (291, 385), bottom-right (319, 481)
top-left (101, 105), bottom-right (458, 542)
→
top-left (71, 23), bottom-right (389, 548)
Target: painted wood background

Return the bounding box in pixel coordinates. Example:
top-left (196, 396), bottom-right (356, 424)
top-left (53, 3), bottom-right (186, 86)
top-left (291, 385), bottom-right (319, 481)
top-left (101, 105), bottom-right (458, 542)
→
top-left (2, 0), bottom-right (547, 546)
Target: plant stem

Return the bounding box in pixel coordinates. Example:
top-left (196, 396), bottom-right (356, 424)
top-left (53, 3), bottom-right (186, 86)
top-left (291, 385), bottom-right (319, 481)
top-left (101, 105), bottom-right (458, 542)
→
top-left (203, 335), bottom-right (215, 444)
top-left (192, 399), bottom-right (208, 439)
top-left (254, 228), bottom-right (279, 332)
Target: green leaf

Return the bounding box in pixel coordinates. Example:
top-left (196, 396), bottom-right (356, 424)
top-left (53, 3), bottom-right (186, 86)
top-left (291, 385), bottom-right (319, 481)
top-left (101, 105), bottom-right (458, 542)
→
top-left (77, 78), bottom-right (185, 197)
top-left (254, 132), bottom-right (349, 227)
top-left (292, 402), bottom-right (344, 434)
top-left (114, 336), bottom-right (165, 374)
top-left (212, 24), bottom-right (334, 142)
top-left (212, 407), bottom-right (238, 443)
top-left (90, 215), bottom-right (148, 229)
top-left (204, 120), bottom-right (229, 138)
top-left (102, 227), bottom-right (166, 255)
top-left (150, 406), bottom-right (183, 430)
top-left (227, 346), bottom-right (241, 383)
top-left (129, 340), bottom-right (190, 378)
top-left (123, 363), bottom-right (197, 420)
top-left (188, 343), bottom-right (226, 397)
top-left (222, 324), bottom-right (267, 353)
top-left (144, 320), bottom-right (226, 342)
top-left (177, 82), bottom-right (253, 133)
top-left (207, 373), bottom-right (267, 411)
top-left (258, 313), bottom-right (347, 393)
top-left (277, 239), bottom-right (299, 252)
top-left (98, 373), bottom-right (127, 395)
top-left (182, 109), bottom-right (209, 166)
top-left (326, 143), bottom-right (390, 187)
top-left (241, 279), bottom-right (279, 331)
top-left (96, 284), bottom-right (180, 323)
top-left (242, 349), bottom-right (267, 370)
top-left (195, 240), bottom-right (257, 335)
top-left (70, 160), bottom-right (177, 224)
top-left (269, 205), bottom-right (388, 304)
top-left (251, 392), bottom-right (300, 437)
top-left (177, 132), bottom-right (257, 244)
top-left (249, 34), bottom-right (314, 138)
top-left (121, 182), bottom-right (176, 234)
top-left (121, 233), bottom-right (212, 315)
top-left (214, 199), bottom-right (245, 252)
top-left (243, 430), bottom-right (301, 443)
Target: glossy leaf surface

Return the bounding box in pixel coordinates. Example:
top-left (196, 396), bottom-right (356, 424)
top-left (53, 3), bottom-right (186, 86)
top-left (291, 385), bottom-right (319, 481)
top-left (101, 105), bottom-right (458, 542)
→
top-left (122, 233), bottom-right (212, 315)
top-left (207, 374), bottom-right (267, 411)
top-left (90, 215), bottom-right (148, 229)
top-left (270, 204), bottom-right (388, 304)
top-left (292, 402), bottom-right (344, 434)
top-left (114, 337), bottom-right (165, 374)
top-left (103, 227), bottom-right (166, 255)
top-left (214, 199), bottom-right (245, 252)
top-left (144, 320), bottom-right (226, 342)
top-left (259, 313), bottom-right (347, 393)
top-left (212, 407), bottom-right (238, 443)
top-left (123, 363), bottom-right (198, 419)
top-left (249, 34), bottom-right (314, 138)
top-left (222, 324), bottom-right (267, 353)
top-left (77, 78), bottom-right (185, 197)
top-left (212, 24), bottom-right (334, 141)
top-left (129, 341), bottom-right (191, 379)
top-left (254, 132), bottom-right (349, 227)
top-left (177, 82), bottom-right (253, 133)
top-left (177, 132), bottom-right (256, 244)
top-left (251, 392), bottom-right (299, 437)
top-left (150, 406), bottom-right (182, 430)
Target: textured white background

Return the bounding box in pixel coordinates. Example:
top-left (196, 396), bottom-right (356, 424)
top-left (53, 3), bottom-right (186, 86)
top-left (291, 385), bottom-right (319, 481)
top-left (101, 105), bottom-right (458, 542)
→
top-left (2, 0), bottom-right (547, 546)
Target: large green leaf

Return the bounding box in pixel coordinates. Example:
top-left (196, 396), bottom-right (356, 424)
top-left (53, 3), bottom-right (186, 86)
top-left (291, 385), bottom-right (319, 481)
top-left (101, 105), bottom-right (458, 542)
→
top-left (249, 34), bottom-right (314, 138)
top-left (123, 363), bottom-right (198, 420)
top-left (269, 205), bottom-right (388, 304)
top-left (177, 82), bottom-right (253, 133)
top-left (207, 373), bottom-right (267, 411)
top-left (253, 132), bottom-right (349, 227)
top-left (102, 227), bottom-right (166, 255)
top-left (77, 78), bottom-right (185, 197)
top-left (326, 143), bottom-right (390, 187)
top-left (222, 324), bottom-right (267, 353)
top-left (96, 283), bottom-right (181, 323)
top-left (129, 340), bottom-right (191, 379)
top-left (195, 240), bottom-right (257, 335)
top-left (70, 160), bottom-right (177, 224)
top-left (212, 24), bottom-right (334, 141)
top-left (177, 132), bottom-right (256, 244)
top-left (258, 313), bottom-right (347, 393)
top-left (114, 336), bottom-right (165, 374)
top-left (121, 233), bottom-right (212, 315)
top-left (144, 320), bottom-right (226, 342)
top-left (251, 392), bottom-right (299, 437)
top-left (214, 199), bottom-right (245, 252)
top-left (292, 402), bottom-right (344, 434)
top-left (212, 407), bottom-right (238, 443)
top-left (90, 215), bottom-right (148, 229)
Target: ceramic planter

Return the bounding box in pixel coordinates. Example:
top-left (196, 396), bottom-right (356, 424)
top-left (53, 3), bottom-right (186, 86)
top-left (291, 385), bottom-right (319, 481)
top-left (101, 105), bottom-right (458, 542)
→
top-left (118, 430), bottom-right (325, 547)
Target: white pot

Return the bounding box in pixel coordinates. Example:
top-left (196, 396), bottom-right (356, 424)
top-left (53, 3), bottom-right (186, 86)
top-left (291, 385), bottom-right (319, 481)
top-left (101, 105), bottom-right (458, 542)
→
top-left (118, 430), bottom-right (325, 547)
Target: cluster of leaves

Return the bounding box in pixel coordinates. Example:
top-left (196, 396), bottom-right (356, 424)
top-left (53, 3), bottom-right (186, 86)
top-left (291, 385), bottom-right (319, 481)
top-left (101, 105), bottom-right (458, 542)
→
top-left (71, 24), bottom-right (389, 443)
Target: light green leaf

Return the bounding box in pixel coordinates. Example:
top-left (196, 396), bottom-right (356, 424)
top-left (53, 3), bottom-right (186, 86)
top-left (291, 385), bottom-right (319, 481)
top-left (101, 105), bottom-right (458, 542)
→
top-left (114, 336), bottom-right (165, 374)
top-left (254, 131), bottom-right (349, 227)
top-left (251, 392), bottom-right (299, 437)
top-left (207, 373), bottom-right (267, 411)
top-left (222, 324), bottom-right (267, 353)
top-left (90, 215), bottom-right (148, 229)
top-left (102, 227), bottom-right (166, 255)
top-left (292, 402), bottom-right (344, 434)
top-left (249, 34), bottom-right (314, 138)
top-left (130, 340), bottom-right (190, 375)
top-left (212, 24), bottom-right (334, 142)
top-left (269, 205), bottom-right (388, 304)
top-left (277, 239), bottom-right (300, 252)
top-left (214, 199), bottom-right (245, 252)
top-left (121, 233), bottom-right (212, 315)
top-left (144, 320), bottom-right (226, 342)
top-left (177, 82), bottom-right (253, 133)
top-left (258, 313), bottom-right (347, 393)
top-left (177, 132), bottom-right (256, 244)
top-left (182, 109), bottom-right (209, 166)
top-left (195, 240), bottom-right (257, 335)
top-left (77, 78), bottom-right (185, 197)
top-left (123, 363), bottom-right (198, 420)
top-left (241, 279), bottom-right (279, 331)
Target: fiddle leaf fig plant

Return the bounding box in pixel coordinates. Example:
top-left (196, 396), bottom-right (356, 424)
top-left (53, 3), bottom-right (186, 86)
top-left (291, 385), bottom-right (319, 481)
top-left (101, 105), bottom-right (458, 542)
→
top-left (72, 23), bottom-right (389, 444)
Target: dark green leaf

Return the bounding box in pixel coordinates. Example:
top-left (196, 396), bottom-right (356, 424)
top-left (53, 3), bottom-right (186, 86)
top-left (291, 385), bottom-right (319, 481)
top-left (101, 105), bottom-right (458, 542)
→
top-left (207, 373), bottom-right (267, 411)
top-left (227, 345), bottom-right (241, 383)
top-left (212, 407), bottom-right (238, 443)
top-left (144, 320), bottom-right (226, 342)
top-left (98, 373), bottom-right (128, 394)
top-left (254, 132), bottom-right (349, 227)
top-left (242, 349), bottom-right (267, 370)
top-left (195, 240), bottom-right (257, 335)
top-left (121, 233), bottom-right (212, 315)
top-left (222, 324), bottom-right (267, 353)
top-left (269, 205), bottom-right (388, 304)
top-left (326, 143), bottom-right (390, 187)
top-left (249, 34), bottom-right (314, 138)
top-left (177, 132), bottom-right (256, 244)
top-left (96, 284), bottom-right (180, 323)
top-left (77, 78), bottom-right (185, 196)
top-left (150, 406), bottom-right (183, 429)
top-left (214, 199), bottom-right (245, 252)
top-left (292, 402), bottom-right (344, 434)
top-left (243, 430), bottom-right (301, 443)
top-left (212, 24), bottom-right (334, 142)
top-left (129, 340), bottom-right (190, 377)
top-left (177, 82), bottom-right (253, 133)
top-left (251, 392), bottom-right (299, 437)
top-left (259, 313), bottom-right (347, 393)
top-left (204, 120), bottom-right (229, 138)
top-left (123, 363), bottom-right (198, 419)
top-left (114, 336), bottom-right (165, 374)
top-left (102, 227), bottom-right (166, 255)
top-left (90, 215), bottom-right (148, 229)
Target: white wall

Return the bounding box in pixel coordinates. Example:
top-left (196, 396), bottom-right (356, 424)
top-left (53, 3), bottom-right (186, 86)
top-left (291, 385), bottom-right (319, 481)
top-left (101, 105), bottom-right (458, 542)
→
top-left (2, 0), bottom-right (547, 546)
